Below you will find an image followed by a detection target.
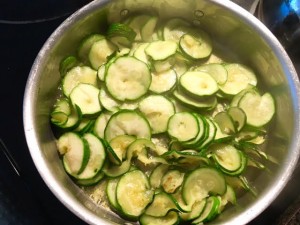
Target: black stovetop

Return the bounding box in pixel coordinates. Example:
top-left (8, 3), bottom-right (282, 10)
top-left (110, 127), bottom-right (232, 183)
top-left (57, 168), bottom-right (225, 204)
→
top-left (0, 1), bottom-right (299, 225)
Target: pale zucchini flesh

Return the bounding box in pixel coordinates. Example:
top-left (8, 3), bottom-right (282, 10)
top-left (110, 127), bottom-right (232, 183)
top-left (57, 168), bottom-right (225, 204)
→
top-left (105, 56), bottom-right (151, 101)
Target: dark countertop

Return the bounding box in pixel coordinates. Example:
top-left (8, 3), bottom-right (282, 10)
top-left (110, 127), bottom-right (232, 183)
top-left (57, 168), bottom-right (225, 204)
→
top-left (0, 1), bottom-right (299, 225)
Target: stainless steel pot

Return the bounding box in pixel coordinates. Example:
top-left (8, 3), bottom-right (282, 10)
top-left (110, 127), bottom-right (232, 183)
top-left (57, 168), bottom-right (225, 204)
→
top-left (23, 0), bottom-right (300, 224)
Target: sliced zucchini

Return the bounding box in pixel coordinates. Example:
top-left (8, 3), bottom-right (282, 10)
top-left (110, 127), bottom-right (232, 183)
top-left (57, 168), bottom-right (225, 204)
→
top-left (182, 167), bottom-right (226, 205)
top-left (138, 95), bottom-right (175, 134)
top-left (179, 71), bottom-right (219, 97)
top-left (116, 169), bottom-right (154, 219)
top-left (179, 31), bottom-right (212, 59)
top-left (238, 91), bottom-right (275, 127)
top-left (182, 114), bottom-right (206, 147)
top-left (93, 111), bottom-right (112, 139)
top-left (107, 22), bottom-right (136, 47)
top-left (127, 14), bottom-right (151, 41)
top-left (69, 83), bottom-right (101, 116)
top-left (50, 111), bottom-right (68, 127)
top-left (180, 199), bottom-right (206, 221)
top-left (213, 111), bottom-right (236, 135)
top-left (104, 110), bottom-right (151, 142)
top-left (149, 164), bottom-right (170, 189)
top-left (89, 38), bottom-right (117, 70)
top-left (192, 63), bottom-right (228, 85)
top-left (75, 171), bottom-right (105, 186)
top-left (99, 88), bottom-right (121, 112)
top-left (62, 66), bottom-right (97, 97)
top-left (163, 17), bottom-right (191, 42)
top-left (77, 34), bottom-right (105, 63)
top-left (57, 105), bottom-right (82, 130)
top-left (133, 42), bottom-right (150, 64)
top-left (227, 107), bottom-right (247, 132)
top-left (144, 192), bottom-right (178, 217)
top-left (97, 64), bottom-right (106, 81)
top-left (57, 132), bottom-right (90, 176)
top-left (141, 16), bottom-right (159, 42)
top-left (196, 117), bottom-right (216, 150)
top-left (140, 211), bottom-right (179, 225)
top-left (173, 88), bottom-right (217, 110)
top-left (149, 69), bottom-right (177, 94)
top-left (109, 135), bottom-right (136, 163)
top-left (145, 40), bottom-right (177, 61)
top-left (76, 133), bottom-right (106, 180)
top-left (167, 112), bottom-right (199, 142)
top-left (210, 143), bottom-right (242, 172)
top-left (105, 56), bottom-right (151, 101)
top-left (59, 55), bottom-right (80, 76)
top-left (213, 121), bottom-right (232, 143)
top-left (52, 98), bottom-right (71, 115)
top-left (74, 118), bottom-right (95, 134)
top-left (161, 170), bottom-right (185, 194)
top-left (220, 63), bottom-right (257, 96)
top-left (106, 177), bottom-right (120, 211)
top-left (192, 196), bottom-right (221, 224)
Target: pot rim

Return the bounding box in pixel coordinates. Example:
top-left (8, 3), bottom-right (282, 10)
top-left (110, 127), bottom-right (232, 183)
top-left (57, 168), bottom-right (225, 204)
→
top-left (23, 0), bottom-right (300, 224)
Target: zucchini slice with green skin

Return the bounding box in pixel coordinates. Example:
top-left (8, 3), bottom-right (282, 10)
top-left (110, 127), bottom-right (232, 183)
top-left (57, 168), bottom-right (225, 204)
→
top-left (179, 71), bottom-right (219, 97)
top-left (182, 167), bottom-right (226, 205)
top-left (107, 22), bottom-right (136, 47)
top-left (179, 31), bottom-right (212, 59)
top-left (220, 63), bottom-right (257, 96)
top-left (116, 169), bottom-right (154, 220)
top-left (213, 111), bottom-right (236, 135)
top-left (167, 112), bottom-right (199, 142)
top-left (62, 65), bottom-right (97, 97)
top-left (57, 132), bottom-right (90, 176)
top-left (99, 88), bottom-right (121, 113)
top-left (140, 211), bottom-right (180, 225)
top-left (133, 42), bottom-right (150, 64)
top-left (149, 164), bottom-right (170, 189)
top-left (145, 40), bottom-right (177, 61)
top-left (75, 171), bottom-right (104, 186)
top-left (181, 114), bottom-right (206, 147)
top-left (191, 196), bottom-right (221, 224)
top-left (59, 55), bottom-right (80, 76)
top-left (93, 111), bottom-right (112, 139)
top-left (77, 34), bottom-right (105, 63)
top-left (238, 91), bottom-right (275, 127)
top-left (141, 16), bottom-right (159, 42)
top-left (50, 112), bottom-right (68, 127)
top-left (88, 38), bottom-right (117, 70)
top-left (196, 117), bottom-right (217, 150)
top-left (105, 56), bottom-right (151, 101)
top-left (127, 14), bottom-right (151, 41)
top-left (69, 83), bottom-right (101, 116)
top-left (104, 110), bottom-right (151, 142)
top-left (227, 107), bottom-right (247, 132)
top-left (161, 170), bottom-right (185, 194)
top-left (144, 192), bottom-right (179, 217)
top-left (52, 98), bottom-right (71, 115)
top-left (109, 135), bottom-right (136, 163)
top-left (106, 177), bottom-right (121, 211)
top-left (149, 69), bottom-right (177, 94)
top-left (180, 199), bottom-right (207, 221)
top-left (192, 63), bottom-right (228, 85)
top-left (163, 18), bottom-right (191, 42)
top-left (75, 133), bottom-right (106, 180)
top-left (210, 143), bottom-right (243, 172)
top-left (173, 88), bottom-right (217, 111)
top-left (138, 95), bottom-right (175, 134)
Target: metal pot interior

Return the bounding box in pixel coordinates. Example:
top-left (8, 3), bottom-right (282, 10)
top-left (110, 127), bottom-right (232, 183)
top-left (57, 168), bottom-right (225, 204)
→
top-left (23, 0), bottom-right (300, 224)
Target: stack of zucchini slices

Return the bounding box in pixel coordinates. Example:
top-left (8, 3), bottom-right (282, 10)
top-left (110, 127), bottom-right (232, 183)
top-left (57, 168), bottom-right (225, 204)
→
top-left (50, 13), bottom-right (276, 225)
